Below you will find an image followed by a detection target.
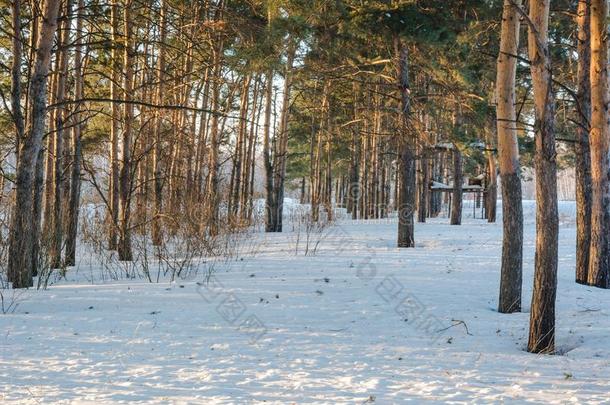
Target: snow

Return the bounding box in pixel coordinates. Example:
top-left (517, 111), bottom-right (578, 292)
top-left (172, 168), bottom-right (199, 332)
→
top-left (1, 200), bottom-right (609, 404)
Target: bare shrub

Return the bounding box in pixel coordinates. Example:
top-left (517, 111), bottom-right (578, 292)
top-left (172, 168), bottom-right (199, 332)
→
top-left (78, 199), bottom-right (260, 284)
top-left (0, 288), bottom-right (25, 314)
top-left (288, 204), bottom-right (333, 256)
top-left (35, 237), bottom-right (60, 290)
top-left (80, 205), bottom-right (126, 282)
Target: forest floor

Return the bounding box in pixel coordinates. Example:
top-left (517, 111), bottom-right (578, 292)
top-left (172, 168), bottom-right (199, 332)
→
top-left (1, 201), bottom-right (610, 404)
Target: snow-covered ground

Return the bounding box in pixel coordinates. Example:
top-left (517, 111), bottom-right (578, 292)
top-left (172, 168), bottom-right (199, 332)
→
top-left (1, 200), bottom-right (609, 404)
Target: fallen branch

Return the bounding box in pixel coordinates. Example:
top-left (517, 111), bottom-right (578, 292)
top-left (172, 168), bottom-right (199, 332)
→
top-left (437, 319), bottom-right (472, 335)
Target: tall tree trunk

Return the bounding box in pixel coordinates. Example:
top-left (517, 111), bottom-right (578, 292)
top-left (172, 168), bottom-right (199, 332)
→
top-left (496, 0), bottom-right (523, 313)
top-left (395, 38), bottom-right (415, 248)
top-left (527, 0), bottom-right (559, 354)
top-left (10, 0), bottom-right (25, 148)
top-left (108, 0), bottom-right (121, 249)
top-left (246, 78), bottom-right (263, 221)
top-left (450, 146), bottom-right (462, 225)
top-left (348, 84), bottom-right (361, 219)
top-left (32, 148), bottom-right (45, 277)
top-left (27, 14), bottom-right (43, 277)
top-left (417, 149), bottom-right (428, 223)
top-left (587, 0), bottom-right (610, 288)
top-left (575, 0), bottom-right (592, 284)
top-left (194, 68), bottom-right (210, 202)
top-left (206, 39), bottom-right (224, 236)
top-left (429, 151), bottom-right (442, 217)
top-left (232, 74), bottom-right (251, 217)
top-left (263, 70), bottom-right (275, 231)
top-left (370, 101), bottom-right (380, 219)
top-left (269, 43), bottom-right (296, 231)
top-left (43, 60), bottom-right (59, 238)
top-left (241, 75), bottom-right (259, 220)
top-left (324, 125), bottom-right (333, 221)
top-left (118, 0), bottom-right (134, 261)
top-left (8, 0), bottom-right (61, 288)
top-left (359, 121), bottom-right (368, 219)
top-left (65, 0), bottom-right (85, 267)
top-left (49, 0), bottom-right (72, 268)
top-left (349, 124), bottom-right (360, 220)
top-left (311, 82), bottom-right (328, 223)
top-left (485, 117), bottom-right (498, 223)
top-left (151, 0), bottom-right (166, 247)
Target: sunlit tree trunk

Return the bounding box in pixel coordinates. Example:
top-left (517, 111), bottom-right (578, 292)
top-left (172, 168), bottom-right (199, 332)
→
top-left (587, 0), bottom-right (610, 288)
top-left (240, 76), bottom-right (258, 219)
top-left (28, 9), bottom-right (43, 277)
top-left (496, 0), bottom-right (523, 313)
top-left (450, 146), bottom-right (462, 225)
top-left (118, 0), bottom-right (134, 261)
top-left (108, 0), bottom-right (121, 249)
top-left (485, 115), bottom-right (497, 223)
top-left (10, 0), bottom-right (24, 151)
top-left (527, 0), bottom-right (559, 354)
top-left (65, 0), bottom-right (85, 267)
top-left (43, 59), bottom-right (59, 239)
top-left (263, 69), bottom-right (276, 231)
top-left (575, 0), bottom-right (592, 284)
top-left (194, 68), bottom-right (210, 201)
top-left (310, 82), bottom-right (329, 223)
top-left (417, 148), bottom-right (428, 223)
top-left (245, 77), bottom-right (263, 221)
top-left (324, 125), bottom-right (333, 221)
top-left (348, 84), bottom-right (361, 220)
top-left (395, 37), bottom-right (415, 247)
top-left (231, 74), bottom-right (251, 217)
top-left (206, 38), bottom-right (224, 236)
top-left (8, 0), bottom-right (61, 288)
top-left (48, 0), bottom-right (72, 268)
top-left (269, 43), bottom-right (296, 231)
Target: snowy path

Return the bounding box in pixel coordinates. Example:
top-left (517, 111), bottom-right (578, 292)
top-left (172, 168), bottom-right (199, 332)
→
top-left (1, 202), bottom-right (610, 404)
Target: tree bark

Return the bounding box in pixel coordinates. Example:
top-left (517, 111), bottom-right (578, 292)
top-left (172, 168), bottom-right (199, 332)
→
top-left (575, 0), bottom-right (592, 284)
top-left (108, 0), bottom-right (121, 249)
top-left (231, 74), bottom-right (251, 217)
top-left (417, 148), bottom-right (428, 223)
top-left (324, 125), bottom-right (334, 221)
top-left (246, 77), bottom-right (263, 221)
top-left (485, 115), bottom-right (498, 223)
top-left (8, 0), bottom-right (61, 288)
top-left (10, 0), bottom-right (25, 147)
top-left (429, 151), bottom-right (442, 217)
top-left (348, 83), bottom-right (361, 219)
top-left (42, 58), bottom-right (59, 239)
top-left (311, 82), bottom-right (328, 223)
top-left (49, 0), bottom-right (72, 268)
top-left (587, 0), bottom-right (610, 288)
top-left (241, 75), bottom-right (260, 220)
top-left (65, 0), bottom-right (85, 267)
top-left (31, 147), bottom-right (45, 277)
top-left (118, 0), bottom-right (134, 261)
top-left (194, 68), bottom-right (210, 201)
top-left (206, 36), bottom-right (224, 236)
top-left (395, 38), bottom-right (415, 248)
top-left (450, 146), bottom-right (462, 225)
top-left (151, 0), bottom-right (167, 246)
top-left (527, 0), bottom-right (559, 354)
top-left (349, 124), bottom-right (361, 220)
top-left (496, 0), bottom-right (523, 313)
top-left (263, 70), bottom-right (276, 231)
top-left (269, 43), bottom-right (296, 231)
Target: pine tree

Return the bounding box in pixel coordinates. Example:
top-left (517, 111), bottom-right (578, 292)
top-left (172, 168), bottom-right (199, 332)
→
top-left (496, 0), bottom-right (523, 313)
